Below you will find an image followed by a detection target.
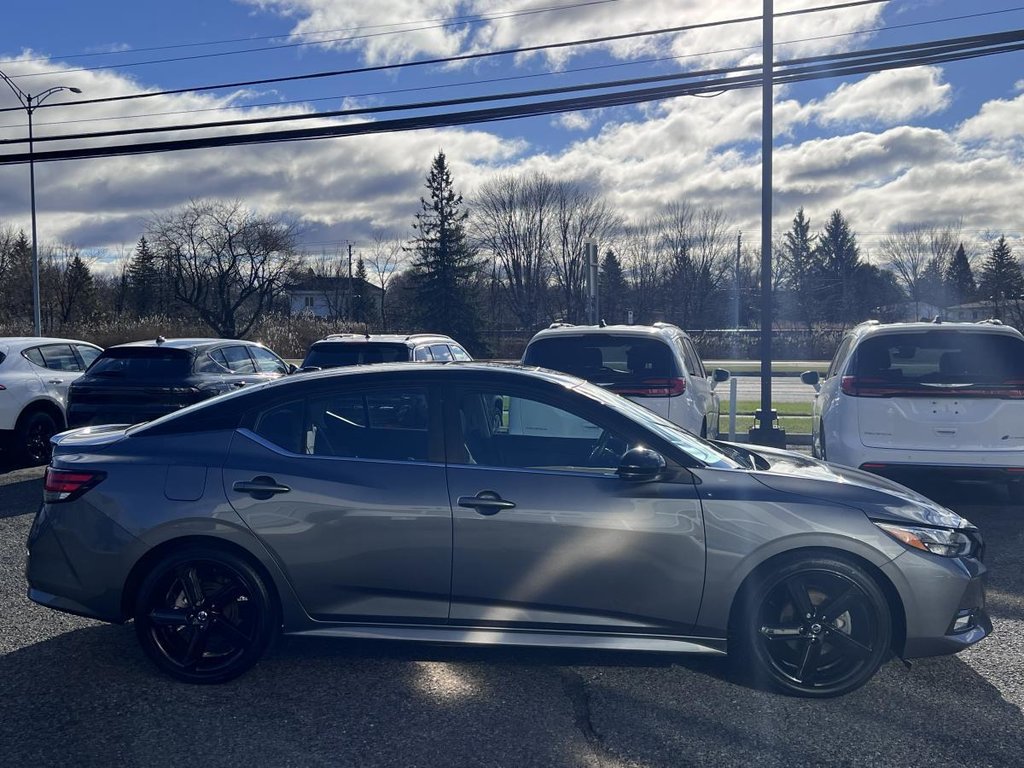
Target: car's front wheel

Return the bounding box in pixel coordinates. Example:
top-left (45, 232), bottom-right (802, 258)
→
top-left (134, 546), bottom-right (277, 684)
top-left (733, 555), bottom-right (892, 697)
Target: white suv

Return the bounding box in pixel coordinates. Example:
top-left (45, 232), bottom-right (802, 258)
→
top-left (0, 337), bottom-right (103, 464)
top-left (521, 323), bottom-right (729, 437)
top-left (803, 320), bottom-right (1024, 499)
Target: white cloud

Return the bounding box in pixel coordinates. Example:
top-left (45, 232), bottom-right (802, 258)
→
top-left (785, 67), bottom-right (952, 128)
top-left (554, 111), bottom-right (594, 131)
top-left (956, 93), bottom-right (1024, 145)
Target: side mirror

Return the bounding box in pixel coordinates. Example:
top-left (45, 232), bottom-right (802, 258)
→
top-left (287, 363), bottom-right (299, 374)
top-left (712, 368), bottom-right (730, 383)
top-left (617, 446), bottom-right (666, 482)
top-left (300, 365), bottom-right (322, 373)
top-left (800, 370), bottom-right (821, 391)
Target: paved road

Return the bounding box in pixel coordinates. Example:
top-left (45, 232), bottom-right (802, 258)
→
top-left (1, 462), bottom-right (1022, 767)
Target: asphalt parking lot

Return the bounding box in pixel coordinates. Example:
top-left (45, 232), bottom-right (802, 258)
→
top-left (1, 459), bottom-right (1022, 768)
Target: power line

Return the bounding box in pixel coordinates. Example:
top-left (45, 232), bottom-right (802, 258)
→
top-left (10, 0), bottom-right (623, 78)
top-left (2, 28), bottom-right (1020, 166)
top-left (6, 28), bottom-right (1020, 148)
top-left (0, 0), bottom-right (889, 114)
top-left (5, 3), bottom-right (1022, 134)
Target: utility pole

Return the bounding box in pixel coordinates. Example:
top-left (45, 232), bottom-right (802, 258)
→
top-left (585, 241), bottom-right (599, 325)
top-left (734, 231), bottom-right (741, 329)
top-left (749, 0), bottom-right (786, 448)
top-left (347, 242), bottom-right (353, 321)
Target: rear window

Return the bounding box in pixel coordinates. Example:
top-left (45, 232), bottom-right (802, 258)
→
top-left (523, 335), bottom-right (679, 383)
top-left (88, 347), bottom-right (191, 379)
top-left (303, 342), bottom-right (409, 368)
top-left (850, 331), bottom-right (1024, 391)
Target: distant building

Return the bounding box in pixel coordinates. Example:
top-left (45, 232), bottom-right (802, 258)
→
top-left (284, 273), bottom-right (382, 319)
top-left (943, 301), bottom-right (1000, 322)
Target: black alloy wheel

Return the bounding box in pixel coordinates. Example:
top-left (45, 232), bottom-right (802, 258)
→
top-left (737, 556), bottom-right (892, 697)
top-left (18, 410), bottom-right (58, 466)
top-left (134, 547), bottom-right (276, 684)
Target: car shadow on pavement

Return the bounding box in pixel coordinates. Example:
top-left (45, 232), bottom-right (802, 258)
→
top-left (2, 622), bottom-right (1022, 768)
top-left (0, 469), bottom-right (44, 519)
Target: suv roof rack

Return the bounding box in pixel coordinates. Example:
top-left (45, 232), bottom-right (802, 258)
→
top-left (547, 322), bottom-right (575, 329)
top-left (404, 333), bottom-right (442, 341)
top-left (977, 318), bottom-right (1003, 325)
top-left (324, 332), bottom-right (370, 340)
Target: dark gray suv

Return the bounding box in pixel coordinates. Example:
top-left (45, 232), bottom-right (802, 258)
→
top-left (30, 364), bottom-right (989, 696)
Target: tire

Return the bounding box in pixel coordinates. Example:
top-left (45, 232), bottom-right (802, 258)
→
top-left (134, 546), bottom-right (277, 684)
top-left (700, 418), bottom-right (708, 439)
top-left (732, 554), bottom-right (892, 698)
top-left (17, 409), bottom-right (58, 466)
top-left (815, 421), bottom-right (827, 461)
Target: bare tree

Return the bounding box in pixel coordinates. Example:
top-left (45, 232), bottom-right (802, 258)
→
top-left (304, 248), bottom-right (351, 320)
top-left (470, 172), bottom-right (555, 328)
top-left (658, 204), bottom-right (732, 328)
top-left (365, 230), bottom-right (404, 329)
top-left (44, 244), bottom-right (96, 328)
top-left (881, 222), bottom-right (961, 314)
top-left (148, 200), bottom-right (299, 338)
top-left (620, 216), bottom-right (664, 323)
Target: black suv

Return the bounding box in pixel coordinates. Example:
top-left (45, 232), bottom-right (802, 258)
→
top-left (67, 338), bottom-right (292, 427)
top-left (301, 333), bottom-right (472, 370)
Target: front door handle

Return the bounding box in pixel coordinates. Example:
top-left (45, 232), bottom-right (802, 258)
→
top-left (457, 491), bottom-right (516, 516)
top-left (47, 379), bottom-right (64, 385)
top-left (233, 476), bottom-right (291, 500)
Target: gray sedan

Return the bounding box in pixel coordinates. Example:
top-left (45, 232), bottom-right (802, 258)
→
top-left (26, 363), bottom-right (990, 696)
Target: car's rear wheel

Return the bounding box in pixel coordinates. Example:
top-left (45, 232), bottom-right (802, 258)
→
top-left (734, 555), bottom-right (891, 697)
top-left (17, 409), bottom-right (58, 466)
top-left (134, 547), bottom-right (277, 684)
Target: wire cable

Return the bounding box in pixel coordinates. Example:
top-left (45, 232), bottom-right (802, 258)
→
top-left (0, 0), bottom-right (889, 114)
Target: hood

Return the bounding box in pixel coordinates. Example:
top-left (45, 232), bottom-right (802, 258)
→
top-left (719, 442), bottom-right (969, 530)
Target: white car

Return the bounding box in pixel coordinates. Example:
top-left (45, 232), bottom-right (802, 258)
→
top-left (803, 319), bottom-right (1024, 500)
top-left (0, 337), bottom-right (102, 464)
top-left (521, 323), bottom-right (729, 438)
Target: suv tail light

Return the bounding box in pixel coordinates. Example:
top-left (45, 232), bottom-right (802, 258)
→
top-left (842, 376), bottom-right (1024, 398)
top-left (609, 377), bottom-right (686, 397)
top-left (44, 468), bottom-right (106, 503)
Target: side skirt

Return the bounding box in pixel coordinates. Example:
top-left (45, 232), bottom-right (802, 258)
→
top-left (287, 623), bottom-right (728, 655)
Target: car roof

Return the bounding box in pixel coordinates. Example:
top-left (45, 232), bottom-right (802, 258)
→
top-left (0, 337), bottom-right (100, 355)
top-left (849, 320), bottom-right (1024, 339)
top-left (527, 323), bottom-right (685, 343)
top-left (313, 333), bottom-right (457, 346)
top-left (110, 338), bottom-right (264, 351)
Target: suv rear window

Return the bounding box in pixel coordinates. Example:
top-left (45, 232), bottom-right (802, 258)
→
top-left (849, 331), bottom-right (1024, 395)
top-left (304, 342), bottom-right (409, 368)
top-left (523, 335), bottom-right (680, 383)
top-left (88, 348), bottom-right (191, 379)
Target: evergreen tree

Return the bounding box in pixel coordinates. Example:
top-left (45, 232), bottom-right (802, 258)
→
top-left (814, 210), bottom-right (862, 324)
top-left (944, 242), bottom-right (976, 306)
top-left (62, 255), bottom-right (95, 325)
top-left (127, 236), bottom-right (161, 316)
top-left (918, 257), bottom-right (946, 309)
top-left (978, 236), bottom-right (1024, 320)
top-left (407, 151), bottom-right (484, 351)
top-left (599, 249), bottom-right (628, 324)
top-left (779, 208), bottom-right (819, 329)
top-left (352, 257), bottom-right (374, 324)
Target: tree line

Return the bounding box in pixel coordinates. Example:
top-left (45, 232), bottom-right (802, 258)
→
top-left (1, 150), bottom-right (1022, 355)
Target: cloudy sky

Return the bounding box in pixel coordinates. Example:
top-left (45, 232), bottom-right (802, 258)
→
top-left (0, 0), bottom-right (1022, 264)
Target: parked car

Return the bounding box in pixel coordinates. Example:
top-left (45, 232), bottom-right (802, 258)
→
top-left (521, 323), bottom-right (729, 437)
top-left (30, 363), bottom-right (988, 696)
top-left (0, 337), bottom-right (103, 464)
top-left (66, 337), bottom-right (292, 428)
top-left (803, 319), bottom-right (1024, 499)
top-left (300, 333), bottom-right (472, 370)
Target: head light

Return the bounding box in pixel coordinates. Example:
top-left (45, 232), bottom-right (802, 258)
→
top-left (874, 522), bottom-right (973, 558)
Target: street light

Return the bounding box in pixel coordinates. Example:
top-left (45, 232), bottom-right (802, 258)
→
top-left (0, 68), bottom-right (82, 336)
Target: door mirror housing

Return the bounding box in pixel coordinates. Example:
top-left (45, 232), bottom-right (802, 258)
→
top-left (800, 370), bottom-right (821, 391)
top-left (617, 446), bottom-right (666, 482)
top-left (287, 363), bottom-right (299, 374)
top-left (712, 368), bottom-right (730, 383)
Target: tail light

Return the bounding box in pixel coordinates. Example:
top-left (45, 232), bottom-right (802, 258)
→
top-left (841, 376), bottom-right (1024, 399)
top-left (609, 378), bottom-right (686, 397)
top-left (44, 468), bottom-right (106, 503)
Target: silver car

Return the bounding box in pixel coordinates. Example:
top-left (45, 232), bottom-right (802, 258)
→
top-left (26, 364), bottom-right (989, 696)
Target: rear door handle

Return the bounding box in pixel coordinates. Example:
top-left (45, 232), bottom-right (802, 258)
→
top-left (457, 491), bottom-right (516, 515)
top-left (48, 379), bottom-right (64, 385)
top-left (233, 476), bottom-right (291, 500)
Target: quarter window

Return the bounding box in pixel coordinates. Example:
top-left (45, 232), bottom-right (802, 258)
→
top-left (429, 344), bottom-right (453, 362)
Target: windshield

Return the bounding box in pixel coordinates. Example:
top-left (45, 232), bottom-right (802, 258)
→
top-left (87, 348), bottom-right (191, 379)
top-left (571, 379), bottom-right (742, 469)
top-left (303, 342), bottom-right (409, 368)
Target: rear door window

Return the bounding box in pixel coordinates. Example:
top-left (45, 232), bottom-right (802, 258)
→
top-left (249, 346), bottom-right (289, 374)
top-left (220, 346), bottom-right (257, 374)
top-left (827, 337), bottom-right (855, 379)
top-left (523, 335), bottom-right (680, 385)
top-left (39, 344), bottom-right (81, 372)
top-left (450, 345), bottom-right (471, 361)
top-left (851, 331), bottom-right (1024, 394)
top-left (429, 344), bottom-right (453, 362)
top-left (75, 344), bottom-right (102, 369)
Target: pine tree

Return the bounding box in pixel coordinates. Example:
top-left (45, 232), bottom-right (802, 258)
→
top-left (407, 151), bottom-right (484, 351)
top-left (944, 242), bottom-right (976, 306)
top-left (127, 236), bottom-right (161, 317)
top-left (599, 249), bottom-right (628, 324)
top-left (978, 236), bottom-right (1024, 320)
top-left (814, 210), bottom-right (862, 324)
top-left (780, 208), bottom-right (819, 329)
top-left (352, 257), bottom-right (374, 324)
top-left (62, 255), bottom-right (95, 324)
top-left (918, 257), bottom-right (946, 309)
